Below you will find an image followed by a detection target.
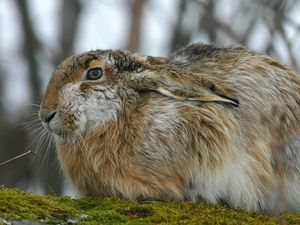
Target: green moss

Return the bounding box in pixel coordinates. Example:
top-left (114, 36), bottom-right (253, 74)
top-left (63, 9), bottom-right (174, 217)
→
top-left (0, 186), bottom-right (300, 224)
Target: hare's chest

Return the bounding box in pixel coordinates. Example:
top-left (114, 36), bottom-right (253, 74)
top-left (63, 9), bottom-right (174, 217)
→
top-left (57, 143), bottom-right (115, 196)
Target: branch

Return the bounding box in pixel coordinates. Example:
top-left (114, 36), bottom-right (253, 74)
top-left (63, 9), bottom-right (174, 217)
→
top-left (0, 150), bottom-right (40, 167)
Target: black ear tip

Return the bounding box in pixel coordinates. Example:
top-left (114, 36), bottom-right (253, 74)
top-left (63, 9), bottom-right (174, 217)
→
top-left (232, 99), bottom-right (239, 107)
top-left (220, 94), bottom-right (239, 107)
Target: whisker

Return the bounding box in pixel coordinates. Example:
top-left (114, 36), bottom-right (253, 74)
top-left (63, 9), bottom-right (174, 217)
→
top-left (21, 119), bottom-right (40, 126)
top-left (44, 134), bottom-right (54, 168)
top-left (75, 131), bottom-right (92, 157)
top-left (75, 130), bottom-right (102, 170)
top-left (38, 130), bottom-right (51, 155)
top-left (41, 132), bottom-right (52, 168)
top-left (24, 103), bottom-right (41, 107)
top-left (75, 132), bottom-right (88, 154)
top-left (25, 129), bottom-right (45, 143)
top-left (25, 126), bottom-right (45, 146)
top-left (19, 109), bottom-right (41, 132)
top-left (30, 151), bottom-right (41, 159)
top-left (25, 128), bottom-right (52, 171)
top-left (22, 115), bottom-right (40, 123)
top-left (38, 131), bottom-right (51, 169)
top-left (21, 121), bottom-right (42, 133)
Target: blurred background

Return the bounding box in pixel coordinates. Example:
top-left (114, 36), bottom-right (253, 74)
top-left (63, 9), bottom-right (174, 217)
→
top-left (0, 0), bottom-right (300, 196)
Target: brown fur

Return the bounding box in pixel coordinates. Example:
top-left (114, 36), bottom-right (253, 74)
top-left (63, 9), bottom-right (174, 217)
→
top-left (39, 43), bottom-right (300, 213)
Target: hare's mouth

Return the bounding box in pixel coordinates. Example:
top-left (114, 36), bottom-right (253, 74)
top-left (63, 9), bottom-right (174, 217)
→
top-left (42, 123), bottom-right (80, 144)
top-left (41, 120), bottom-right (78, 144)
top-left (39, 108), bottom-right (84, 144)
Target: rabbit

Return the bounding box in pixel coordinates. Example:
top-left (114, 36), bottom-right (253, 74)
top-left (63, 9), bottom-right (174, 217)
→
top-left (39, 43), bottom-right (300, 213)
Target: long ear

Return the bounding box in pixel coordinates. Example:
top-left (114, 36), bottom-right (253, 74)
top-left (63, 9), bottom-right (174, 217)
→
top-left (128, 66), bottom-right (239, 106)
top-left (131, 54), bottom-right (167, 66)
top-left (145, 56), bottom-right (167, 65)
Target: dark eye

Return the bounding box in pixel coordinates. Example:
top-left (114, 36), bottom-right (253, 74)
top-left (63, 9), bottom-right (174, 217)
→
top-left (86, 67), bottom-right (103, 80)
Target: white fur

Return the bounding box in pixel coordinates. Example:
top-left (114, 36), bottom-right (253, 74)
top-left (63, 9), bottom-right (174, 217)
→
top-left (51, 83), bottom-right (122, 143)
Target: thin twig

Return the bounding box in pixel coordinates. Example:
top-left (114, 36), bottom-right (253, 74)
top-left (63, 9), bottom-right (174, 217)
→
top-left (0, 150), bottom-right (40, 166)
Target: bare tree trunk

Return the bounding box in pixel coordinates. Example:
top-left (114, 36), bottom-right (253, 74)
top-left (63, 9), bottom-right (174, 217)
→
top-left (47, 0), bottom-right (83, 195)
top-left (6, 0), bottom-right (44, 194)
top-left (14, 0), bottom-right (83, 195)
top-left (15, 0), bottom-right (42, 102)
top-left (199, 0), bottom-right (217, 42)
top-left (198, 0), bottom-right (244, 44)
top-left (53, 0), bottom-right (82, 66)
top-left (0, 70), bottom-right (4, 113)
top-left (125, 0), bottom-right (148, 52)
top-left (169, 0), bottom-right (190, 52)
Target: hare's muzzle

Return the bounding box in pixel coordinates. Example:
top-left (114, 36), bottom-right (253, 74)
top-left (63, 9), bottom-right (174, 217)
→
top-left (39, 108), bottom-right (56, 123)
top-left (39, 108), bottom-right (57, 130)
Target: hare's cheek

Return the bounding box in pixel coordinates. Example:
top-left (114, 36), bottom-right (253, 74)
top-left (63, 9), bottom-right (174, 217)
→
top-left (84, 88), bottom-right (122, 127)
top-left (58, 84), bottom-right (87, 133)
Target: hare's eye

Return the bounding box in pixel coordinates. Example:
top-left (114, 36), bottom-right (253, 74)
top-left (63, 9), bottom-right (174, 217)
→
top-left (86, 68), bottom-right (103, 80)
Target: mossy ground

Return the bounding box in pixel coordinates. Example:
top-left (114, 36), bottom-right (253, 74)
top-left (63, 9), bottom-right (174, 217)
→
top-left (0, 186), bottom-right (300, 224)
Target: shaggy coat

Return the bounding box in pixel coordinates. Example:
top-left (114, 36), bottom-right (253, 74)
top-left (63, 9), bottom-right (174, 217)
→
top-left (39, 43), bottom-right (300, 213)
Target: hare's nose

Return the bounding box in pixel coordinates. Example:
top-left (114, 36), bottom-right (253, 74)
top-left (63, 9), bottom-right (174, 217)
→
top-left (39, 108), bottom-right (57, 123)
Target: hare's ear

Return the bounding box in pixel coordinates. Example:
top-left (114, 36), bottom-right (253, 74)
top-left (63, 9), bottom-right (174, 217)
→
top-left (132, 54), bottom-right (167, 66)
top-left (145, 56), bottom-right (167, 65)
top-left (128, 69), bottom-right (239, 106)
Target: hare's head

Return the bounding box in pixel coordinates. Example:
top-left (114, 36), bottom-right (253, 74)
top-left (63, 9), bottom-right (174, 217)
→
top-left (39, 49), bottom-right (238, 143)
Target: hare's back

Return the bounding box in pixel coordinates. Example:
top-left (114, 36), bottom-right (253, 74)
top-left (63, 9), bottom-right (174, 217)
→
top-left (168, 44), bottom-right (300, 153)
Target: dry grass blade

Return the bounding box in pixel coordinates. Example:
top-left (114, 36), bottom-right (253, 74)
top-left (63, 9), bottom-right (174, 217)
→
top-left (0, 150), bottom-right (40, 166)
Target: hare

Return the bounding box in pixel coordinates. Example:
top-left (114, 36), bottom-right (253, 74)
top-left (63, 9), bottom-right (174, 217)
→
top-left (39, 43), bottom-right (300, 213)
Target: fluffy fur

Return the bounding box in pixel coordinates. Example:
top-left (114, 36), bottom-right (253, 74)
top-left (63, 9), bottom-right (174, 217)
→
top-left (39, 43), bottom-right (300, 213)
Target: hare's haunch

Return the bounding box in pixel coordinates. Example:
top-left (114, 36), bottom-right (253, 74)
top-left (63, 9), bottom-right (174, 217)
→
top-left (39, 43), bottom-right (300, 213)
